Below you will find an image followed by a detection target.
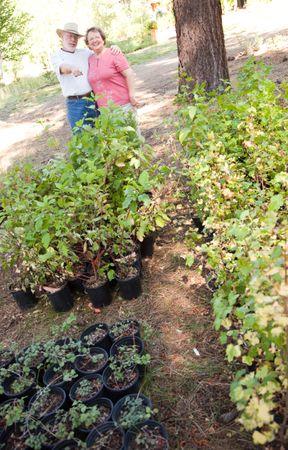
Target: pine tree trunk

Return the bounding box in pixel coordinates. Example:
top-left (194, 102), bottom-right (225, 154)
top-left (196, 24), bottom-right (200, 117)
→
top-left (173, 0), bottom-right (229, 92)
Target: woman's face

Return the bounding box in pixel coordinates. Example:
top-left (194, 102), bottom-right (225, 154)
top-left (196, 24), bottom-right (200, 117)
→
top-left (87, 31), bottom-right (105, 53)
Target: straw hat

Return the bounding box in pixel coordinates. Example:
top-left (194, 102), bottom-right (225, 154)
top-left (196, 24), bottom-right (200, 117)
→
top-left (56, 23), bottom-right (83, 38)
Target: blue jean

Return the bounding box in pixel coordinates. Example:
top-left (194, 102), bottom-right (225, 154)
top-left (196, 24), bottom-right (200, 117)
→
top-left (66, 97), bottom-right (99, 132)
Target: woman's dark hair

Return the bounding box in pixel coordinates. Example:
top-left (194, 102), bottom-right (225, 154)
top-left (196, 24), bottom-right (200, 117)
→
top-left (85, 27), bottom-right (106, 46)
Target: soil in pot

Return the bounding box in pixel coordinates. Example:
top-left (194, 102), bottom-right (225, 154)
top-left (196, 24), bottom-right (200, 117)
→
top-left (69, 374), bottom-right (104, 405)
top-left (10, 288), bottom-right (37, 310)
top-left (0, 349), bottom-right (15, 369)
top-left (86, 422), bottom-right (125, 449)
top-left (80, 323), bottom-right (110, 351)
top-left (46, 283), bottom-right (74, 312)
top-left (28, 386), bottom-right (66, 420)
top-left (109, 319), bottom-right (140, 342)
top-left (74, 347), bottom-right (108, 376)
top-left (117, 271), bottom-right (142, 301)
top-left (124, 420), bottom-right (169, 450)
top-left (112, 394), bottom-right (153, 430)
top-left (84, 279), bottom-right (112, 308)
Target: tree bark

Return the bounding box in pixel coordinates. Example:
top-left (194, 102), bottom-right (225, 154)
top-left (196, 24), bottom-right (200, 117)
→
top-left (173, 0), bottom-right (229, 92)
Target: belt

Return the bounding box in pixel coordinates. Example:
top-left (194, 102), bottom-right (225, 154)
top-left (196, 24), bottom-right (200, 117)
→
top-left (67, 92), bottom-right (92, 100)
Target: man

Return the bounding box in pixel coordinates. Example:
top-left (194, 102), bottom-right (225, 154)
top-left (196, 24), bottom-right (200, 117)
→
top-left (51, 22), bottom-right (120, 131)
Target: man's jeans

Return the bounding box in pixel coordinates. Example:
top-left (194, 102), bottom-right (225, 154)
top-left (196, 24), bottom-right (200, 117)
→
top-left (66, 97), bottom-right (99, 132)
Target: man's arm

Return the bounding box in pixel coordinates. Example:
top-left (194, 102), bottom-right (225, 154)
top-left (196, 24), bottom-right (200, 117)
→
top-left (59, 64), bottom-right (83, 76)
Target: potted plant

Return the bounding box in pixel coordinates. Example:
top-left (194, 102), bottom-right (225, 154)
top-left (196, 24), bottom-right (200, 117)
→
top-left (0, 348), bottom-right (15, 369)
top-left (80, 322), bottom-right (111, 351)
top-left (102, 363), bottom-right (140, 403)
top-left (43, 362), bottom-right (78, 392)
top-left (74, 347), bottom-right (109, 376)
top-left (69, 374), bottom-right (104, 405)
top-left (114, 239), bottom-right (142, 300)
top-left (1, 363), bottom-right (36, 401)
top-left (124, 420), bottom-right (169, 449)
top-left (109, 319), bottom-right (141, 342)
top-left (83, 249), bottom-right (113, 308)
top-left (28, 386), bottom-right (67, 420)
top-left (69, 398), bottom-right (113, 439)
top-left (112, 394), bottom-right (154, 430)
top-left (86, 421), bottom-right (125, 449)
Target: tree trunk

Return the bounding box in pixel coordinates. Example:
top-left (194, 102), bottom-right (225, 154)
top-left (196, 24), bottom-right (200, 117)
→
top-left (173, 0), bottom-right (229, 92)
top-left (237, 0), bottom-right (247, 8)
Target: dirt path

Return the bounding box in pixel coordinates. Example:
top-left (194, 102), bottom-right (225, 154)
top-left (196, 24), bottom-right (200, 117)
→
top-left (0, 3), bottom-right (287, 449)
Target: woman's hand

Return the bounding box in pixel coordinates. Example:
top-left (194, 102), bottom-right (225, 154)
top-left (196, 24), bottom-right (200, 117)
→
top-left (110, 45), bottom-right (122, 55)
top-left (129, 96), bottom-right (140, 108)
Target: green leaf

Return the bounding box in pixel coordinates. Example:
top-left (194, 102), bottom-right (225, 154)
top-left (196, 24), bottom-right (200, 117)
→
top-left (138, 171), bottom-right (150, 188)
top-left (179, 128), bottom-right (190, 144)
top-left (41, 233), bottom-right (51, 249)
top-left (268, 194), bottom-right (283, 212)
top-left (185, 254), bottom-right (194, 268)
top-left (188, 106), bottom-right (197, 120)
top-left (226, 344), bottom-right (241, 362)
top-left (155, 216), bottom-right (165, 228)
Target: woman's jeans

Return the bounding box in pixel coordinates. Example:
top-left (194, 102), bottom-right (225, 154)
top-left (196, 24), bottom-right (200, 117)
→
top-left (66, 97), bottom-right (99, 132)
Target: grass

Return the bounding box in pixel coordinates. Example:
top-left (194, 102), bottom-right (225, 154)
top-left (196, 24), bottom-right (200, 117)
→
top-left (127, 39), bottom-right (176, 65)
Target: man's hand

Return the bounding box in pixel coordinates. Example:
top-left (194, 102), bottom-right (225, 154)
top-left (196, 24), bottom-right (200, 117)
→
top-left (110, 45), bottom-right (122, 55)
top-left (71, 67), bottom-right (83, 77)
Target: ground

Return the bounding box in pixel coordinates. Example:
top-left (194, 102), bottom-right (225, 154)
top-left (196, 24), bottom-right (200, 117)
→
top-left (0, 2), bottom-right (287, 449)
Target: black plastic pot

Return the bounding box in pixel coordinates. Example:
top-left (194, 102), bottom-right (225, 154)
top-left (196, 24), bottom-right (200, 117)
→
top-left (117, 272), bottom-right (142, 300)
top-left (140, 233), bottom-right (155, 258)
top-left (68, 277), bottom-right (85, 293)
top-left (11, 288), bottom-right (37, 310)
top-left (85, 279), bottom-right (112, 307)
top-left (52, 440), bottom-right (79, 450)
top-left (40, 413), bottom-right (70, 450)
top-left (112, 393), bottom-right (153, 429)
top-left (86, 422), bottom-right (125, 449)
top-left (102, 366), bottom-right (140, 403)
top-left (69, 373), bottom-right (104, 405)
top-left (47, 283), bottom-right (74, 312)
top-left (80, 322), bottom-right (111, 351)
top-left (43, 363), bottom-right (77, 393)
top-left (76, 397), bottom-right (113, 440)
top-left (0, 349), bottom-right (15, 369)
top-left (124, 420), bottom-right (169, 450)
top-left (3, 370), bottom-right (36, 401)
top-left (28, 386), bottom-right (67, 420)
top-left (109, 319), bottom-right (141, 343)
top-left (74, 347), bottom-right (108, 376)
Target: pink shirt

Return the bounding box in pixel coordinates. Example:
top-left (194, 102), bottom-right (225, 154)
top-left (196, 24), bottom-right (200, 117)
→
top-left (88, 49), bottom-right (130, 107)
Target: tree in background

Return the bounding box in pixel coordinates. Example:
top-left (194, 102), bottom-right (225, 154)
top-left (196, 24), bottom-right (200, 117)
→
top-left (0, 0), bottom-right (31, 79)
top-left (173, 0), bottom-right (229, 92)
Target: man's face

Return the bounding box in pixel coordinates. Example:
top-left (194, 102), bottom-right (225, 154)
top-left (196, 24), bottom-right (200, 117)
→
top-left (61, 31), bottom-right (79, 52)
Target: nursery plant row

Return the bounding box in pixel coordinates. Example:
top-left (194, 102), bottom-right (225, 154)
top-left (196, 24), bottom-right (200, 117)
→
top-left (176, 60), bottom-right (288, 445)
top-left (0, 106), bottom-right (170, 311)
top-left (0, 316), bottom-right (169, 449)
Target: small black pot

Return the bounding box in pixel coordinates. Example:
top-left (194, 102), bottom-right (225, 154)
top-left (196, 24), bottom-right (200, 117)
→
top-left (40, 413), bottom-right (70, 449)
top-left (74, 347), bottom-right (109, 376)
top-left (28, 386), bottom-right (67, 420)
top-left (117, 272), bottom-right (142, 300)
top-left (80, 322), bottom-right (111, 351)
top-left (140, 233), bottom-right (155, 258)
top-left (68, 277), bottom-right (85, 293)
top-left (3, 370), bottom-right (36, 401)
top-left (124, 420), bottom-right (169, 449)
top-left (0, 349), bottom-right (15, 369)
top-left (47, 283), bottom-right (74, 312)
top-left (52, 440), bottom-right (79, 450)
top-left (69, 373), bottom-right (104, 405)
top-left (112, 393), bottom-right (152, 429)
top-left (0, 425), bottom-right (29, 450)
top-left (86, 422), bottom-right (125, 449)
top-left (76, 397), bottom-right (113, 440)
top-left (85, 279), bottom-right (112, 307)
top-left (11, 288), bottom-right (37, 310)
top-left (109, 319), bottom-right (141, 343)
top-left (43, 364), bottom-right (77, 393)
top-left (102, 366), bottom-right (140, 403)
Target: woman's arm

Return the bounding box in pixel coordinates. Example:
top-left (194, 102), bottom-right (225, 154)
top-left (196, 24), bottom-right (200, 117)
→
top-left (121, 67), bottom-right (139, 107)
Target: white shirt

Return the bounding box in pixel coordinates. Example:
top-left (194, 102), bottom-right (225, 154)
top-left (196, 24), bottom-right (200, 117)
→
top-left (51, 48), bottom-right (93, 97)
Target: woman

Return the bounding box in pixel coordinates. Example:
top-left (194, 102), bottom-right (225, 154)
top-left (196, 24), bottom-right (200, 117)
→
top-left (85, 27), bottom-right (139, 111)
